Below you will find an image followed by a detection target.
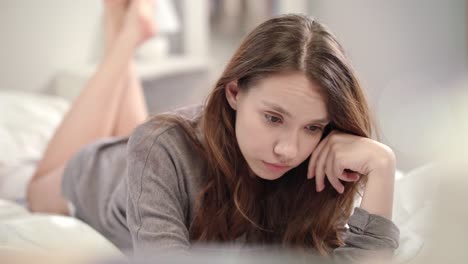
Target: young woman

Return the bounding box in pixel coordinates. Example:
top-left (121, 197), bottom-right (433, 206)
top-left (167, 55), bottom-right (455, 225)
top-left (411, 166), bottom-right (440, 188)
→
top-left (27, 0), bottom-right (399, 261)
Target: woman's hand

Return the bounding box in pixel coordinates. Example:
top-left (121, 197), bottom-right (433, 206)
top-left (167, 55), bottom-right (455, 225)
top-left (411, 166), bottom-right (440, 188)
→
top-left (307, 131), bottom-right (396, 194)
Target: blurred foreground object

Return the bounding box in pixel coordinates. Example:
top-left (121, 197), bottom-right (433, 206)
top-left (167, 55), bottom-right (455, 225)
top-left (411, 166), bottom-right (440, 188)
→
top-left (0, 199), bottom-right (123, 262)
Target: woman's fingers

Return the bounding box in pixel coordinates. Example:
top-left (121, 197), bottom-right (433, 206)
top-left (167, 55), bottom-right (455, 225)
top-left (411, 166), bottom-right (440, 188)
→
top-left (341, 170), bottom-right (360, 181)
top-left (333, 152), bottom-right (360, 182)
top-left (327, 171), bottom-right (345, 193)
top-left (315, 144), bottom-right (330, 192)
top-left (307, 135), bottom-right (331, 179)
top-left (309, 131), bottom-right (360, 194)
top-left (325, 150), bottom-right (345, 193)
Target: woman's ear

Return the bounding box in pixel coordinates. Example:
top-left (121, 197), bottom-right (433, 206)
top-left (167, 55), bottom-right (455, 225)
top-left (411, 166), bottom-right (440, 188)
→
top-left (225, 81), bottom-right (240, 110)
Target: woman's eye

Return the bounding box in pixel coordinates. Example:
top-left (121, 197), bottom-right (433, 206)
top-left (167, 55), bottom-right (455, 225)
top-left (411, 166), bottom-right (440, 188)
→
top-left (306, 125), bottom-right (322, 133)
top-left (264, 114), bottom-right (282, 124)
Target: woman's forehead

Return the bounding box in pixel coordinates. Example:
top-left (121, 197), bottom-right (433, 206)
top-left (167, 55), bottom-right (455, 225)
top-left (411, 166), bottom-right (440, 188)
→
top-left (250, 72), bottom-right (321, 95)
top-left (247, 72), bottom-right (328, 121)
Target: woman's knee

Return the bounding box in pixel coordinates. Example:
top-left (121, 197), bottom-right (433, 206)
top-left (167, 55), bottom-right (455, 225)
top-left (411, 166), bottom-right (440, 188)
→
top-left (26, 167), bottom-right (70, 215)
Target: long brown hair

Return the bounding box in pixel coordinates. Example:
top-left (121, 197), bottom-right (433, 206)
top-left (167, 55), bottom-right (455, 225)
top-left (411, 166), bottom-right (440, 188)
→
top-left (158, 14), bottom-right (373, 255)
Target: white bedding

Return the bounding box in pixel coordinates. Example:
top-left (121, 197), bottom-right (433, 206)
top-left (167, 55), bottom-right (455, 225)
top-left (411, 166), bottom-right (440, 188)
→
top-left (0, 90), bottom-right (69, 203)
top-left (0, 91), bottom-right (123, 259)
top-left (0, 199), bottom-right (122, 258)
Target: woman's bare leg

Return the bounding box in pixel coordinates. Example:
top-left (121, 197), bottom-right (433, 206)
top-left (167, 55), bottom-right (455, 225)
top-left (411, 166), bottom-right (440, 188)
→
top-left (113, 63), bottom-right (149, 136)
top-left (105, 0), bottom-right (149, 136)
top-left (27, 0), bottom-right (155, 214)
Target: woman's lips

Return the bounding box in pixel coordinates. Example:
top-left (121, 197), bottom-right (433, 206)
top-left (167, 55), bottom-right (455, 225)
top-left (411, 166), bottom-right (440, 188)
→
top-left (262, 161), bottom-right (291, 172)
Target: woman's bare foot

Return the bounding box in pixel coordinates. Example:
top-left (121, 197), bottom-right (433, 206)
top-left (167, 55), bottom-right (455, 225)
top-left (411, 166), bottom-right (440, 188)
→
top-left (103, 0), bottom-right (129, 52)
top-left (119, 0), bottom-right (156, 48)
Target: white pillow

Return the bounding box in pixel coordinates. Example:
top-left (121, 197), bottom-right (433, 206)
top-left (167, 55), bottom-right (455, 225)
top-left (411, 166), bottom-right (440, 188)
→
top-left (0, 90), bottom-right (69, 201)
top-left (0, 90), bottom-right (69, 162)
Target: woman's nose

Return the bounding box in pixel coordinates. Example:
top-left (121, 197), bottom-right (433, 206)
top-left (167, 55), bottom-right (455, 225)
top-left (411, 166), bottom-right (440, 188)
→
top-left (273, 135), bottom-right (299, 163)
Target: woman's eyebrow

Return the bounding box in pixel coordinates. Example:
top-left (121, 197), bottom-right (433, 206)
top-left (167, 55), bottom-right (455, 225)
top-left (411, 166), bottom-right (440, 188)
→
top-left (262, 100), bottom-right (292, 117)
top-left (261, 100), bottom-right (329, 124)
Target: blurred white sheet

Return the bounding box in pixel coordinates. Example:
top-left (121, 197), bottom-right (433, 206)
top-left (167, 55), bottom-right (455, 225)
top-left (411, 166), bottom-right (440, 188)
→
top-left (0, 90), bottom-right (69, 203)
top-left (0, 199), bottom-right (122, 258)
top-left (392, 164), bottom-right (440, 263)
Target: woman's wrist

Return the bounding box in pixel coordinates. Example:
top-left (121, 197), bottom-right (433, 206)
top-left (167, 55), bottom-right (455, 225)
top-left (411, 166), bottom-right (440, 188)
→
top-left (362, 168), bottom-right (395, 218)
top-left (360, 143), bottom-right (396, 219)
top-left (367, 140), bottom-right (396, 178)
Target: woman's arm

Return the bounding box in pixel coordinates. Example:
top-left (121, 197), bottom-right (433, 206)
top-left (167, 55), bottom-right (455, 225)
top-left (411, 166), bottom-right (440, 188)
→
top-left (360, 151), bottom-right (396, 219)
top-left (333, 207), bottom-right (399, 263)
top-left (334, 152), bottom-right (399, 262)
top-left (307, 132), bottom-right (400, 262)
top-left (308, 131), bottom-right (397, 219)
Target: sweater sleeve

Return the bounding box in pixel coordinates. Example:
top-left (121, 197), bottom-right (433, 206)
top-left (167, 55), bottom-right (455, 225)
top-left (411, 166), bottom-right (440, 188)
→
top-left (333, 207), bottom-right (400, 263)
top-left (126, 123), bottom-right (191, 256)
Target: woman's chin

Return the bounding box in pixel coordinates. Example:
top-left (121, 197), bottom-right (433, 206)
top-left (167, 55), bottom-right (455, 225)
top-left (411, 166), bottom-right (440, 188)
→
top-left (250, 165), bottom-right (285, 181)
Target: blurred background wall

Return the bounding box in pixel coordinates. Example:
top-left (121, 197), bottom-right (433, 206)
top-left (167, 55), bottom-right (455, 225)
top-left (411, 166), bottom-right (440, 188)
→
top-left (0, 1), bottom-right (101, 92)
top-left (306, 0), bottom-right (466, 170)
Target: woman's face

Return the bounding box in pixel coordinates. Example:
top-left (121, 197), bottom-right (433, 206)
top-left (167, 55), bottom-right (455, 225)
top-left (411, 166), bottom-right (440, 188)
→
top-left (226, 71), bottom-right (329, 180)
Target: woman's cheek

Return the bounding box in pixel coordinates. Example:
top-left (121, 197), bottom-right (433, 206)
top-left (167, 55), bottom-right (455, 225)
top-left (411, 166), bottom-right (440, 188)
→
top-left (299, 137), bottom-right (321, 162)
